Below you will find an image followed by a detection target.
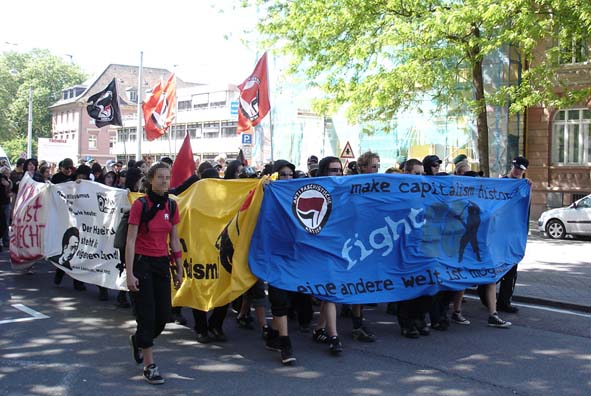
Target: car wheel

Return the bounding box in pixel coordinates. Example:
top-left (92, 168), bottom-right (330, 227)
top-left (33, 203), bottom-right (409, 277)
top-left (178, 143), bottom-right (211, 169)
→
top-left (546, 219), bottom-right (566, 239)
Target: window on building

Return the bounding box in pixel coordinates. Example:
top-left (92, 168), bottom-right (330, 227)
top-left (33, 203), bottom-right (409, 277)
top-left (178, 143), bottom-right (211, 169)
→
top-left (559, 38), bottom-right (589, 64)
top-left (187, 123), bottom-right (200, 138)
top-left (203, 121), bottom-right (220, 138)
top-left (178, 100), bottom-right (192, 111)
top-left (210, 91), bottom-right (227, 108)
top-left (128, 89), bottom-right (138, 103)
top-left (193, 94), bottom-right (209, 110)
top-left (89, 135), bottom-right (97, 149)
top-left (110, 135), bottom-right (116, 148)
top-left (552, 108), bottom-right (591, 165)
top-left (221, 120), bottom-right (237, 137)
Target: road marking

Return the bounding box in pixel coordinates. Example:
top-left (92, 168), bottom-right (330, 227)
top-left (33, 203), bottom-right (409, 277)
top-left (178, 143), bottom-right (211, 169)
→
top-left (464, 295), bottom-right (591, 318)
top-left (0, 304), bottom-right (50, 325)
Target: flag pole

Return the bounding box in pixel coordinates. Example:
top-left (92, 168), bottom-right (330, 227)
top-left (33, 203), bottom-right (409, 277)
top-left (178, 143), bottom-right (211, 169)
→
top-left (136, 51), bottom-right (143, 160)
top-left (268, 54), bottom-right (274, 162)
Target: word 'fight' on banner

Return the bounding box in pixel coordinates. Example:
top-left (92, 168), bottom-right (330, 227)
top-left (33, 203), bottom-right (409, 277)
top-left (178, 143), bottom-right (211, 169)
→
top-left (248, 174), bottom-right (530, 304)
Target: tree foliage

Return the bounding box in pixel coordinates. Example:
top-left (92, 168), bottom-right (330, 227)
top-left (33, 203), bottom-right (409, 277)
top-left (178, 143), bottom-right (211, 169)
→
top-left (0, 49), bottom-right (87, 154)
top-left (256, 0), bottom-right (591, 174)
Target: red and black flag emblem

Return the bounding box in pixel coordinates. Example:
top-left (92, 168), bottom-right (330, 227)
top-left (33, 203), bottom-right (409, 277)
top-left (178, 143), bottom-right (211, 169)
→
top-left (86, 78), bottom-right (122, 128)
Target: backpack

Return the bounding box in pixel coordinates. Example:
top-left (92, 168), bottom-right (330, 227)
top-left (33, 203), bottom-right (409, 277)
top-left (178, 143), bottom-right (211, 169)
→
top-left (113, 197), bottom-right (177, 250)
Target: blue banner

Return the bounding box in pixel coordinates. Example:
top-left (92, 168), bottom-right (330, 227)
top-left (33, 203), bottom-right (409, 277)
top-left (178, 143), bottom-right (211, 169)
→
top-left (248, 174), bottom-right (530, 303)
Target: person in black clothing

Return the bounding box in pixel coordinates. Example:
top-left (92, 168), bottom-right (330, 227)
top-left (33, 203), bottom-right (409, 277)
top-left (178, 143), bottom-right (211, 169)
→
top-left (51, 158), bottom-right (76, 184)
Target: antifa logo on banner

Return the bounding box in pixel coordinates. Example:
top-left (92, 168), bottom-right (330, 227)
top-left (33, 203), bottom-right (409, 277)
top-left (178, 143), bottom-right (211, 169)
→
top-left (292, 184), bottom-right (332, 235)
top-left (239, 77), bottom-right (261, 122)
top-left (86, 78), bottom-right (122, 128)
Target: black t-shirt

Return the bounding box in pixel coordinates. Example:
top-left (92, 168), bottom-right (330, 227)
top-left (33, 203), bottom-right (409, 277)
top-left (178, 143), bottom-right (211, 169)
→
top-left (9, 170), bottom-right (23, 194)
top-left (51, 172), bottom-right (75, 184)
top-left (0, 175), bottom-right (11, 205)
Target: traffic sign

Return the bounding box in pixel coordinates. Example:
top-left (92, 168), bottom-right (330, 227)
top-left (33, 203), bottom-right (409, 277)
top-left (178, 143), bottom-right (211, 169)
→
top-left (340, 141), bottom-right (355, 159)
top-left (241, 133), bottom-right (253, 145)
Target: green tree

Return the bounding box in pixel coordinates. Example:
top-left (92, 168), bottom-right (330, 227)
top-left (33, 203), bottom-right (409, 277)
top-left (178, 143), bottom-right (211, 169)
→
top-left (256, 0), bottom-right (591, 175)
top-left (0, 49), bottom-right (86, 157)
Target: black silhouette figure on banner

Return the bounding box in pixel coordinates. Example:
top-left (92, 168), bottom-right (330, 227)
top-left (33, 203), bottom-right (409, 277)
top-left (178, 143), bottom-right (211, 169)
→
top-left (456, 202), bottom-right (482, 262)
top-left (49, 227), bottom-right (80, 270)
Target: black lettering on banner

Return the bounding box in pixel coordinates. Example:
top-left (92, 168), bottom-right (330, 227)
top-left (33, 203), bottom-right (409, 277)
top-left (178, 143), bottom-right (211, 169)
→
top-left (296, 278), bottom-right (395, 298)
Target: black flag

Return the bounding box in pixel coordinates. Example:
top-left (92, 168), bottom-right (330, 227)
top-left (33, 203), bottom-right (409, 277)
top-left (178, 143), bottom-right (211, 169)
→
top-left (87, 78), bottom-right (122, 128)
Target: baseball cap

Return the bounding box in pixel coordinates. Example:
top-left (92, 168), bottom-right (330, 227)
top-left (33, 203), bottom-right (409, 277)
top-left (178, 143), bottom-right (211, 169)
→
top-left (453, 154), bottom-right (468, 165)
top-left (62, 158), bottom-right (74, 169)
top-left (272, 159), bottom-right (296, 173)
top-left (512, 156), bottom-right (529, 170)
top-left (307, 155), bottom-right (318, 164)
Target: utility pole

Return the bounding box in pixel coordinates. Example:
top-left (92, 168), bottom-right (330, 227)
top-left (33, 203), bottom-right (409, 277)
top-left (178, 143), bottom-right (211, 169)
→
top-left (27, 87), bottom-right (33, 158)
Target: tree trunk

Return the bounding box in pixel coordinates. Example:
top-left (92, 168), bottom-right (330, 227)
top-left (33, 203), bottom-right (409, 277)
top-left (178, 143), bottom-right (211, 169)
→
top-left (470, 26), bottom-right (490, 176)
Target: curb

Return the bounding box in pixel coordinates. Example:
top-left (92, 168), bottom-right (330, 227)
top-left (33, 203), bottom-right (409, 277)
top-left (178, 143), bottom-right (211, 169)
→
top-left (465, 288), bottom-right (591, 314)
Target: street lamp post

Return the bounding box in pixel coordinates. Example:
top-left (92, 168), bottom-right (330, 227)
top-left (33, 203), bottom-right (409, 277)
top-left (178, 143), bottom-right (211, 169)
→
top-left (27, 86), bottom-right (33, 158)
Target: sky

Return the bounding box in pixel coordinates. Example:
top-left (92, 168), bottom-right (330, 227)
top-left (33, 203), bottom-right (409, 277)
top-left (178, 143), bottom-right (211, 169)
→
top-left (1, 0), bottom-right (261, 85)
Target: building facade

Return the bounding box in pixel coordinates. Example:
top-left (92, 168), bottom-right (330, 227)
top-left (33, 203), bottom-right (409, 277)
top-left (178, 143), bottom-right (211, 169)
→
top-left (526, 42), bottom-right (591, 218)
top-left (48, 64), bottom-right (196, 165)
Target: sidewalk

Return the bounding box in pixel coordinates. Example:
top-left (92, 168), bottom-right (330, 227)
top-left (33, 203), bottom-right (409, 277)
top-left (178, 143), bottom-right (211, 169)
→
top-left (1, 228), bottom-right (589, 312)
top-left (467, 225), bottom-right (591, 313)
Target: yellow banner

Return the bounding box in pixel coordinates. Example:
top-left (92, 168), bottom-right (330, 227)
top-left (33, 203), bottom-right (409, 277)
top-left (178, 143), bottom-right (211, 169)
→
top-left (172, 178), bottom-right (264, 311)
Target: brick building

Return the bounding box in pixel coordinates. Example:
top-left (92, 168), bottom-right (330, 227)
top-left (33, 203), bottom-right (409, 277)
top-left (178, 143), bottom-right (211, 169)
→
top-left (48, 64), bottom-right (197, 165)
top-left (526, 46), bottom-right (591, 218)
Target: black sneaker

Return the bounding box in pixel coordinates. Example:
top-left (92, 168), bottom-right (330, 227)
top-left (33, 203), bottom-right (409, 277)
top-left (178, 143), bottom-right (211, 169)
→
top-left (209, 327), bottom-right (228, 342)
top-left (488, 313), bottom-right (512, 328)
top-left (280, 337), bottom-right (296, 365)
top-left (312, 328), bottom-right (329, 344)
top-left (497, 304), bottom-right (519, 313)
top-left (401, 327), bottom-right (420, 339)
top-left (129, 334), bottom-right (143, 364)
top-left (352, 326), bottom-right (376, 342)
top-left (196, 332), bottom-right (212, 343)
top-left (329, 336), bottom-right (343, 354)
top-left (451, 311), bottom-right (471, 325)
top-left (265, 335), bottom-right (282, 352)
top-left (143, 363), bottom-right (164, 385)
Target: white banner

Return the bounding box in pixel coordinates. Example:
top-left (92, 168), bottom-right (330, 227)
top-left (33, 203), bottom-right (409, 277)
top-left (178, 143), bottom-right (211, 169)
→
top-left (9, 174), bottom-right (50, 269)
top-left (44, 180), bottom-right (130, 290)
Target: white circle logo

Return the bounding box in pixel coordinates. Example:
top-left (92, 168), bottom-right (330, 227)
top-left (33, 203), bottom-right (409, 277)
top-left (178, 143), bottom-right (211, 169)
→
top-left (292, 184), bottom-right (332, 234)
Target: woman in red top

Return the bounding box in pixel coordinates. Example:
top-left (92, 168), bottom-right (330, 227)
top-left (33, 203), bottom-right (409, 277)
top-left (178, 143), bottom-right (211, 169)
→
top-left (126, 162), bottom-right (183, 385)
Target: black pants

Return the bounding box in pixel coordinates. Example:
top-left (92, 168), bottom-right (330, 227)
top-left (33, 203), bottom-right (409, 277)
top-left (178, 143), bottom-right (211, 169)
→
top-left (268, 285), bottom-right (290, 317)
top-left (191, 305), bottom-right (229, 334)
top-left (429, 291), bottom-right (453, 324)
top-left (397, 295), bottom-right (432, 330)
top-left (498, 264), bottom-right (518, 307)
top-left (131, 255), bottom-right (171, 349)
top-left (291, 292), bottom-right (313, 326)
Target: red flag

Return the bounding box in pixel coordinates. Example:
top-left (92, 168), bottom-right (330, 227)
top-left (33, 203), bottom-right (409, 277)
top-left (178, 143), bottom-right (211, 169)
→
top-left (143, 73), bottom-right (177, 141)
top-left (237, 53), bottom-right (270, 133)
top-left (170, 132), bottom-right (195, 189)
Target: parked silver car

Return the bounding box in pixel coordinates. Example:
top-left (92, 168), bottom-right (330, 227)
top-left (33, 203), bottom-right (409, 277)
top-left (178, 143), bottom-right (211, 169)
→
top-left (538, 194), bottom-right (591, 239)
